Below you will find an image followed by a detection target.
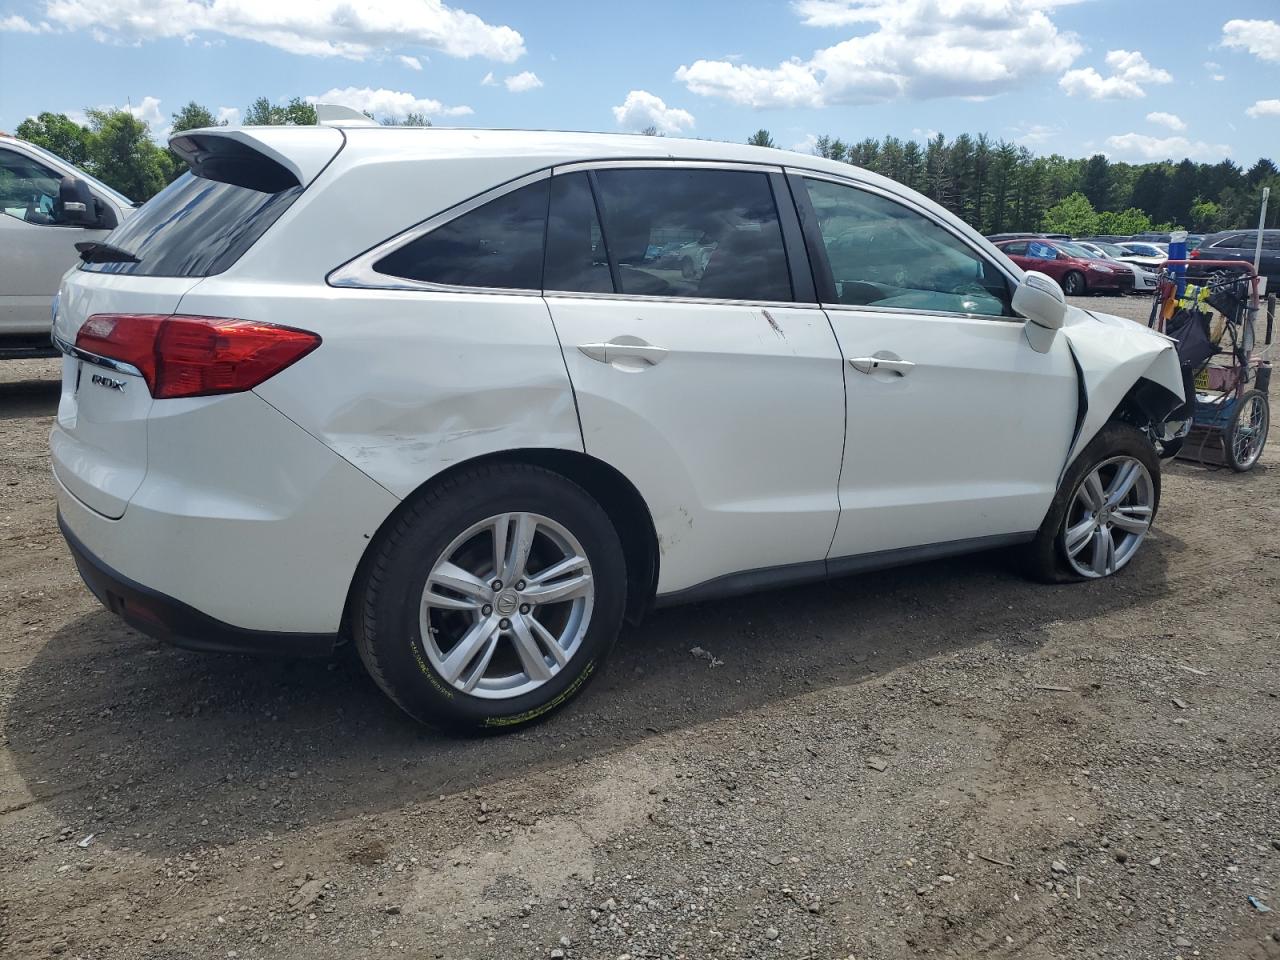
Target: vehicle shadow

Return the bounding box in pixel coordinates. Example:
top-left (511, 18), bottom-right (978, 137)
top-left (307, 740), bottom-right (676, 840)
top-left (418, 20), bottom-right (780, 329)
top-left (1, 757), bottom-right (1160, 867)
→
top-left (0, 375), bottom-right (60, 420)
top-left (5, 541), bottom-right (1172, 854)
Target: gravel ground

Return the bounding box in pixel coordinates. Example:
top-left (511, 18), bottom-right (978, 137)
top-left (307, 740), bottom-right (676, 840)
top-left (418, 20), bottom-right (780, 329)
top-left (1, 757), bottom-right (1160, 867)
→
top-left (2, 298), bottom-right (1279, 959)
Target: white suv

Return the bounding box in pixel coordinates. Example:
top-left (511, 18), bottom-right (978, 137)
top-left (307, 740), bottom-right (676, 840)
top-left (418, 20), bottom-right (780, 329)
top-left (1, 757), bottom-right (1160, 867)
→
top-left (51, 125), bottom-right (1186, 731)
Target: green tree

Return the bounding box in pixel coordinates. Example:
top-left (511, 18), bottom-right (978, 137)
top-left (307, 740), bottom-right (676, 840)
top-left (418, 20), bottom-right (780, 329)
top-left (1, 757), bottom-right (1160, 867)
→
top-left (85, 109), bottom-right (173, 199)
top-left (243, 96), bottom-right (317, 126)
top-left (381, 113), bottom-right (431, 127)
top-left (1080, 154), bottom-right (1111, 211)
top-left (812, 135), bottom-right (848, 162)
top-left (14, 112), bottom-right (92, 168)
top-left (1188, 198), bottom-right (1224, 233)
top-left (746, 129), bottom-right (775, 148)
top-left (170, 101), bottom-right (222, 135)
top-left (1041, 192), bottom-right (1098, 235)
top-left (1095, 207), bottom-right (1154, 235)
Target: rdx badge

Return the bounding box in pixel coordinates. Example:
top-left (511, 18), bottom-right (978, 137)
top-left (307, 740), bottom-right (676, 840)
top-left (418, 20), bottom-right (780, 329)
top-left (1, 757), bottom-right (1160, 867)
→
top-left (91, 373), bottom-right (126, 392)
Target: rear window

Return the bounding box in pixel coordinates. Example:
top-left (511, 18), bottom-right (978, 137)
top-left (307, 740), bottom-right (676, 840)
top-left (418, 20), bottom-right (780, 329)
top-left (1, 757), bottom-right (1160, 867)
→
top-left (82, 172), bottom-right (301, 277)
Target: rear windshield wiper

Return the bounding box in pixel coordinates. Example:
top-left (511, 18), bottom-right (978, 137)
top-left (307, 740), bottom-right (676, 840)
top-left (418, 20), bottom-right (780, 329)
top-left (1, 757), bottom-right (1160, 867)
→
top-left (75, 241), bottom-right (139, 264)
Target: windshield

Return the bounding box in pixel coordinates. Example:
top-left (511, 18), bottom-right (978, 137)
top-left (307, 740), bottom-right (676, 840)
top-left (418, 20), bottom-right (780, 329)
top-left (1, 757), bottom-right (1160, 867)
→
top-left (1092, 242), bottom-right (1126, 257)
top-left (81, 171), bottom-right (301, 277)
top-left (1058, 242), bottom-right (1095, 259)
top-left (19, 140), bottom-right (135, 207)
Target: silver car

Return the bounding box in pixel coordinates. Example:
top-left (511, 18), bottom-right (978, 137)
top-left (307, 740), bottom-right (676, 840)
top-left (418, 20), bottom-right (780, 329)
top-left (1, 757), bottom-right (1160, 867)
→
top-left (0, 134), bottom-right (135, 358)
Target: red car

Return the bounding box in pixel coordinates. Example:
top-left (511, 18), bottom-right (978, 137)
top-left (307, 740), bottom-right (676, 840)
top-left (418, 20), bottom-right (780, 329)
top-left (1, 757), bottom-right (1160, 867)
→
top-left (994, 238), bottom-right (1134, 296)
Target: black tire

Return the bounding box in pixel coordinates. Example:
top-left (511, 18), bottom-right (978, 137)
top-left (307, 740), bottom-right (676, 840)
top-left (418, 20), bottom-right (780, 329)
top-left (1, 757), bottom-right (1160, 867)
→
top-left (1225, 389), bottom-right (1268, 472)
top-left (354, 463), bottom-right (626, 732)
top-left (1022, 422), bottom-right (1161, 584)
top-left (1060, 271), bottom-right (1086, 296)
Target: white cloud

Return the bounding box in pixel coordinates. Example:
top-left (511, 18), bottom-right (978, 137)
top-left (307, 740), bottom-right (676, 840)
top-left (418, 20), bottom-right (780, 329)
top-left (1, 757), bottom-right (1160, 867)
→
top-left (1059, 49), bottom-right (1172, 99)
top-left (1146, 111), bottom-right (1186, 131)
top-left (1105, 132), bottom-right (1231, 162)
top-left (675, 0), bottom-right (1081, 109)
top-left (0, 14), bottom-right (49, 32)
top-left (216, 106), bottom-right (241, 125)
top-left (1247, 99), bottom-right (1280, 119)
top-left (503, 71), bottom-right (542, 93)
top-left (481, 71), bottom-right (496, 86)
top-left (1222, 19), bottom-right (1280, 63)
top-left (33, 0), bottom-right (525, 62)
top-left (1014, 123), bottom-right (1060, 146)
top-left (398, 55), bottom-right (422, 70)
top-left (789, 133), bottom-right (819, 154)
top-left (611, 90), bottom-right (694, 135)
top-left (305, 87), bottom-right (473, 121)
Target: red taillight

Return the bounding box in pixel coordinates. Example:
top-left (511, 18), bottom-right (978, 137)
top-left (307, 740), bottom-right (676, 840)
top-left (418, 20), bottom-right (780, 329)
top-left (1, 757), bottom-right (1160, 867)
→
top-left (75, 314), bottom-right (321, 399)
top-left (1189, 248), bottom-right (1200, 258)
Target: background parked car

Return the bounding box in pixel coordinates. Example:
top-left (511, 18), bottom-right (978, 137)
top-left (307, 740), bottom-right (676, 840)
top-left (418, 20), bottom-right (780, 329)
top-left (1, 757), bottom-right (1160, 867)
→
top-left (1191, 229), bottom-right (1280, 287)
top-left (993, 238), bottom-right (1133, 295)
top-left (0, 133), bottom-right (135, 358)
top-left (1074, 240), bottom-right (1157, 292)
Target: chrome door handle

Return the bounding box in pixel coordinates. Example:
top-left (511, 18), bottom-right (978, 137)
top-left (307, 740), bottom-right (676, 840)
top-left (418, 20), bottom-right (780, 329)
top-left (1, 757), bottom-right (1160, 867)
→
top-left (849, 356), bottom-right (915, 376)
top-left (578, 339), bottom-right (669, 366)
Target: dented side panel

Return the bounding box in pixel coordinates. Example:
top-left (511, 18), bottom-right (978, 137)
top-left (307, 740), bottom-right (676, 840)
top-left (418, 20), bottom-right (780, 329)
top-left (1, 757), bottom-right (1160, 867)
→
top-left (546, 297), bottom-right (846, 595)
top-left (1059, 306), bottom-right (1183, 463)
top-left (179, 281), bottom-right (583, 500)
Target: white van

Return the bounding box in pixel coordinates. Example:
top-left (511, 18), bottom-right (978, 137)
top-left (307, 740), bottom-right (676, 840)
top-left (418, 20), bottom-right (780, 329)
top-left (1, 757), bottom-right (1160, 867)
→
top-left (0, 133), bottom-right (135, 358)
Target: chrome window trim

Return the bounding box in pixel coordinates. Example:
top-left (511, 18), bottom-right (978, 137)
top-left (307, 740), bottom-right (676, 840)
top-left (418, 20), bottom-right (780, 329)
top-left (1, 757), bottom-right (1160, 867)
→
top-left (327, 168), bottom-right (552, 293)
top-left (783, 166), bottom-right (1026, 318)
top-left (51, 332), bottom-right (144, 377)
top-left (554, 158), bottom-right (783, 175)
top-left (543, 290), bottom-right (823, 310)
top-left (822, 302), bottom-right (1024, 324)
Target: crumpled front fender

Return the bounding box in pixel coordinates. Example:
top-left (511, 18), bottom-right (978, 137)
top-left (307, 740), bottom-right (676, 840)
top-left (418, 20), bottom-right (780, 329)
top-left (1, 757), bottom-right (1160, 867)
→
top-left (1059, 306), bottom-right (1184, 463)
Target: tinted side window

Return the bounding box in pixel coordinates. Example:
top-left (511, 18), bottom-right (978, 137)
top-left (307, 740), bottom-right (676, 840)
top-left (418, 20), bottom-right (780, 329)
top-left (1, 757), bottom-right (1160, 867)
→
top-left (0, 148), bottom-right (62, 225)
top-left (1001, 241), bottom-right (1028, 255)
top-left (375, 179), bottom-right (549, 290)
top-left (545, 172), bottom-right (612, 293)
top-left (803, 178), bottom-right (1011, 317)
top-left (591, 168), bottom-right (792, 302)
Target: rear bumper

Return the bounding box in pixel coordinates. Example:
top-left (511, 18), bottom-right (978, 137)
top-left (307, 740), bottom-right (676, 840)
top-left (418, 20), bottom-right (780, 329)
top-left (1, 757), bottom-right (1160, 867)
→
top-left (59, 511), bottom-right (338, 657)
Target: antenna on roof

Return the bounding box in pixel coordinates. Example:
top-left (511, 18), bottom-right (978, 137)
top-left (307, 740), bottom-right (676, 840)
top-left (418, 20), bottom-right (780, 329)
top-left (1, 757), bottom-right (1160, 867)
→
top-left (314, 104), bottom-right (380, 127)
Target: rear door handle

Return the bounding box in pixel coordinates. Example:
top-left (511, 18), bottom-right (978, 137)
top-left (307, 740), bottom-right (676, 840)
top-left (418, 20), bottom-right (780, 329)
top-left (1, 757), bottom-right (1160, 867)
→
top-left (578, 339), bottom-right (669, 366)
top-left (849, 356), bottom-right (915, 376)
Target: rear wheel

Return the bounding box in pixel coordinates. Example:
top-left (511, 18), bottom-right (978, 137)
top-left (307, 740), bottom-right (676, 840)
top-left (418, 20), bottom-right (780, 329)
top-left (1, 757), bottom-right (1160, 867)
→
top-left (1060, 271), bottom-right (1086, 296)
top-left (1226, 390), bottom-right (1268, 472)
top-left (1023, 423), bottom-right (1161, 583)
top-left (355, 463), bottom-right (626, 732)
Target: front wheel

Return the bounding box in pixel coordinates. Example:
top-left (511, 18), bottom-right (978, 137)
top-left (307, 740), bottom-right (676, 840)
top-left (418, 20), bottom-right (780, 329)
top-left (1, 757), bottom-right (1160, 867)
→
top-left (1023, 423), bottom-right (1161, 583)
top-left (1060, 271), bottom-right (1086, 296)
top-left (354, 464), bottom-right (626, 732)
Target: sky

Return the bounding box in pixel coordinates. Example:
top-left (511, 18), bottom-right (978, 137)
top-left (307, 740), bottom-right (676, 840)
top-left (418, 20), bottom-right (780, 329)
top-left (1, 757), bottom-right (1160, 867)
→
top-left (0, 0), bottom-right (1277, 166)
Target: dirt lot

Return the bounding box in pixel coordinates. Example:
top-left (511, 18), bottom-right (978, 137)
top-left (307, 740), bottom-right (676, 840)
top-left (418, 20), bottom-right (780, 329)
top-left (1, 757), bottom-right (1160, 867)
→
top-left (2, 297), bottom-right (1279, 959)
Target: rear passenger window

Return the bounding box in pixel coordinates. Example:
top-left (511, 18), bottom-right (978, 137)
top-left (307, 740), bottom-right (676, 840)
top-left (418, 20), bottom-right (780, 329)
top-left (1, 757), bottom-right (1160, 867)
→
top-left (374, 179), bottom-right (549, 290)
top-left (545, 172), bottom-right (612, 293)
top-left (590, 168), bottom-right (792, 302)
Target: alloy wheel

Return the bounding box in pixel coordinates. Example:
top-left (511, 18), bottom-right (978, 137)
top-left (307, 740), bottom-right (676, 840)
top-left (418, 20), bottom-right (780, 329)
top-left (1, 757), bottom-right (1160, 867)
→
top-left (420, 512), bottom-right (594, 699)
top-left (1062, 455), bottom-right (1155, 578)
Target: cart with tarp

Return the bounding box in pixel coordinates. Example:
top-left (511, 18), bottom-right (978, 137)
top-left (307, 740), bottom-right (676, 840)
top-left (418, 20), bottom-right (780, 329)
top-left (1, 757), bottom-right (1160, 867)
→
top-left (1149, 259), bottom-right (1271, 471)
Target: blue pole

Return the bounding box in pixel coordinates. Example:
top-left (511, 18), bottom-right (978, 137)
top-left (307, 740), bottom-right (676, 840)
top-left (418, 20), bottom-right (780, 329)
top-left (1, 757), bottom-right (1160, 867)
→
top-left (1169, 229), bottom-right (1187, 298)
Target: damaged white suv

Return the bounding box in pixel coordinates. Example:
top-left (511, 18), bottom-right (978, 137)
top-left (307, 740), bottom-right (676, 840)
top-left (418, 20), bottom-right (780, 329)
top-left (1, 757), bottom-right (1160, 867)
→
top-left (51, 124), bottom-right (1186, 731)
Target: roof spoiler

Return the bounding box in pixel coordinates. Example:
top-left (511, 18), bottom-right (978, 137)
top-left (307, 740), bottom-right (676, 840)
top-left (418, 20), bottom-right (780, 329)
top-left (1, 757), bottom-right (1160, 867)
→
top-left (169, 126), bottom-right (344, 188)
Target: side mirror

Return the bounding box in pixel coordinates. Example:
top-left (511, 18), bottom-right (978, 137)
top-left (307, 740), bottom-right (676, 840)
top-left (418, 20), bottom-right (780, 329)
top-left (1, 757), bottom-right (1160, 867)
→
top-left (1013, 270), bottom-right (1067, 353)
top-left (57, 176), bottom-right (117, 230)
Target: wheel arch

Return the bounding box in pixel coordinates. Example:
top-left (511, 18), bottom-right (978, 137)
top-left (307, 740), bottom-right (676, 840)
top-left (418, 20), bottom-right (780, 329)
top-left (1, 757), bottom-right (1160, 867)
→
top-left (342, 448), bottom-right (660, 638)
